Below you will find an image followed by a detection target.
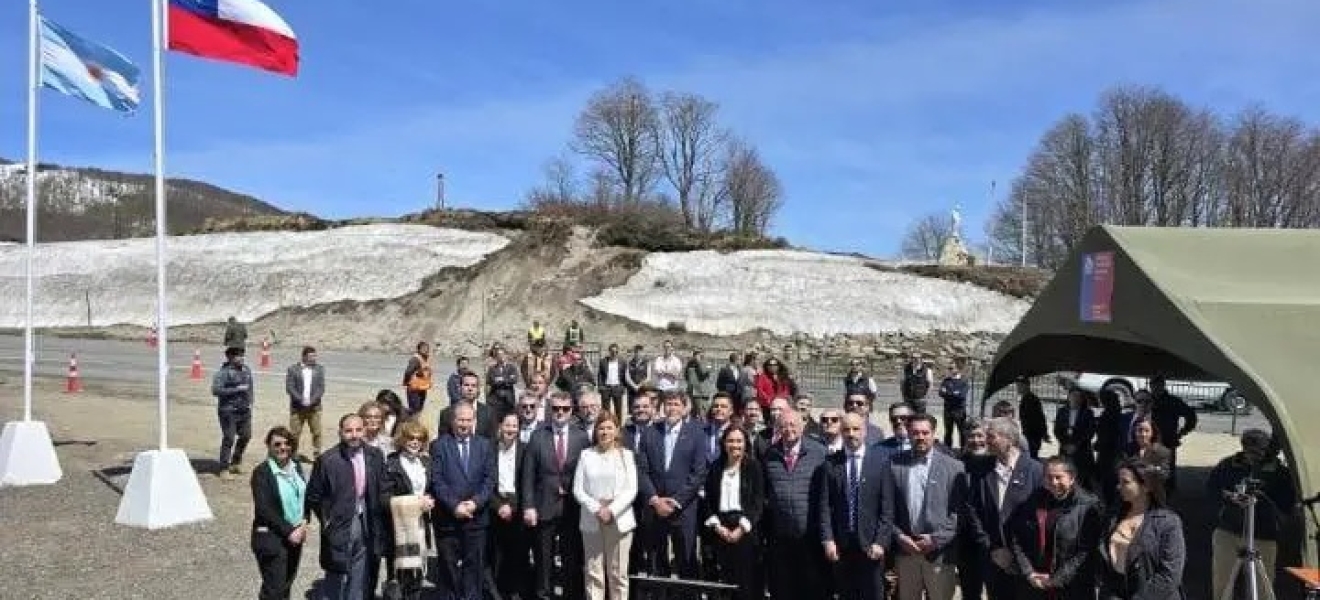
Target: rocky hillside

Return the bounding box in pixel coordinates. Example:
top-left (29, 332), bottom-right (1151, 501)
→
top-left (0, 159), bottom-right (287, 242)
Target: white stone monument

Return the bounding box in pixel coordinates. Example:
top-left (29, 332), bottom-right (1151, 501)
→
top-left (938, 204), bottom-right (975, 266)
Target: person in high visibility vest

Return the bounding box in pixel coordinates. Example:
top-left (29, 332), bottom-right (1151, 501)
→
top-left (527, 320), bottom-right (546, 348)
top-left (564, 319), bottom-right (583, 349)
top-left (402, 341), bottom-right (433, 416)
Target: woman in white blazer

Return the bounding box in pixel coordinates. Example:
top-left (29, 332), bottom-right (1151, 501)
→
top-left (573, 408), bottom-right (639, 600)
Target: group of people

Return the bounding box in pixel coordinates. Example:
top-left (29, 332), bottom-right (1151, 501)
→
top-left (215, 326), bottom-right (1297, 600)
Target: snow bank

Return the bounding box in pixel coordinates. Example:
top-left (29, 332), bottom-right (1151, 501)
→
top-left (580, 250), bottom-right (1030, 336)
top-left (0, 224), bottom-right (509, 327)
top-left (0, 164), bottom-right (134, 212)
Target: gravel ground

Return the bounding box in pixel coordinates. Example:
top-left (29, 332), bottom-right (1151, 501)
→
top-left (0, 374), bottom-right (1291, 599)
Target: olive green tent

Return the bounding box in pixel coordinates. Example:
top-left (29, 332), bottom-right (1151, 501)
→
top-left (983, 225), bottom-right (1320, 561)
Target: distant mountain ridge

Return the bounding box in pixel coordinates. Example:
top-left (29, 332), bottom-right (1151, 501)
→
top-left (0, 158), bottom-right (288, 242)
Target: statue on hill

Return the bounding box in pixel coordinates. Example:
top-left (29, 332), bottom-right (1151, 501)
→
top-left (938, 204), bottom-right (975, 266)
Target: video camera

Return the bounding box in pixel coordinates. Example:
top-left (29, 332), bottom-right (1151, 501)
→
top-left (1233, 477), bottom-right (1264, 497)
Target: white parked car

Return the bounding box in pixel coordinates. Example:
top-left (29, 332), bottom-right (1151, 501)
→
top-left (1055, 371), bottom-right (1251, 415)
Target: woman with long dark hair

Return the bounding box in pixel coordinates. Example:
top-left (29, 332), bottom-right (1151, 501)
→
top-left (250, 426), bottom-right (307, 600)
top-left (1008, 456), bottom-right (1103, 599)
top-left (1124, 418), bottom-right (1172, 474)
top-left (1098, 460), bottom-right (1185, 599)
top-left (702, 426), bottom-right (765, 600)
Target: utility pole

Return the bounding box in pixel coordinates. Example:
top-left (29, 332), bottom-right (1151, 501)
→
top-left (436, 172), bottom-right (446, 211)
top-left (1020, 188), bottom-right (1028, 267)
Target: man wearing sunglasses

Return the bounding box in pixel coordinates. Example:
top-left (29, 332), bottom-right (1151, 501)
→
top-left (520, 392), bottom-right (590, 600)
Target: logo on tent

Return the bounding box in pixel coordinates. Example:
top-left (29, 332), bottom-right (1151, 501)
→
top-left (1079, 251), bottom-right (1114, 323)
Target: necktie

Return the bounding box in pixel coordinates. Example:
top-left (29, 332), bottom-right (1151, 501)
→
top-left (785, 447), bottom-right (797, 471)
top-left (555, 430), bottom-right (566, 471)
top-left (459, 438), bottom-right (469, 473)
top-left (352, 450), bottom-right (365, 499)
top-left (848, 454), bottom-right (861, 532)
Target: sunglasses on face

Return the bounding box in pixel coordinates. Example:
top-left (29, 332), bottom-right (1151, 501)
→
top-left (891, 415), bottom-right (912, 423)
top-left (552, 406), bottom-right (573, 413)
top-left (820, 417), bottom-right (840, 423)
top-left (519, 404), bottom-right (538, 410)
top-left (845, 400), bottom-right (866, 407)
top-left (407, 436), bottom-right (425, 442)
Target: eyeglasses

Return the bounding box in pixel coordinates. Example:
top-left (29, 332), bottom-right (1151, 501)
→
top-left (552, 406), bottom-right (573, 413)
top-left (519, 404), bottom-right (538, 410)
top-left (890, 415), bottom-right (912, 423)
top-left (407, 436), bottom-right (425, 442)
top-left (820, 417), bottom-right (840, 423)
top-left (845, 400), bottom-right (867, 407)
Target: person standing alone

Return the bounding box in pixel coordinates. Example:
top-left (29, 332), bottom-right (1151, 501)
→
top-left (213, 346), bottom-right (255, 479)
top-left (286, 346), bottom-right (326, 462)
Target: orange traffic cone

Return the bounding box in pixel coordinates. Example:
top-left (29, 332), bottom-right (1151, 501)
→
top-left (146, 327), bottom-right (158, 348)
top-left (190, 349), bottom-right (204, 381)
top-left (259, 338), bottom-right (271, 371)
top-left (65, 353), bottom-right (82, 393)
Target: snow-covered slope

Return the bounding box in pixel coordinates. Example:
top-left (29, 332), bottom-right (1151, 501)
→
top-left (0, 224), bottom-right (510, 328)
top-left (580, 250), bottom-right (1031, 336)
top-left (0, 163), bottom-right (135, 212)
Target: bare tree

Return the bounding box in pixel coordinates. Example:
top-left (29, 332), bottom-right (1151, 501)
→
top-left (571, 78), bottom-right (660, 204)
top-left (1220, 106), bottom-right (1320, 228)
top-left (719, 138), bottom-right (783, 236)
top-left (900, 212), bottom-right (954, 261)
top-left (524, 156), bottom-right (579, 208)
top-left (654, 92), bottom-right (727, 230)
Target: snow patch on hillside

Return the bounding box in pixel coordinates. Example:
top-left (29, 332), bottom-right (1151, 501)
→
top-left (580, 250), bottom-right (1030, 336)
top-left (0, 164), bottom-right (136, 212)
top-left (0, 224), bottom-right (510, 328)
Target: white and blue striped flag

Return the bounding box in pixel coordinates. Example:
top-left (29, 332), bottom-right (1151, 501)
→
top-left (39, 16), bottom-right (140, 113)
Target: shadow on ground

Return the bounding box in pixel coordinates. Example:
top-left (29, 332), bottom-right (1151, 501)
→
top-left (89, 457), bottom-right (226, 495)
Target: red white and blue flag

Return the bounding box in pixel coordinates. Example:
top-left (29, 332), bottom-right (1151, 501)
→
top-left (167, 0), bottom-right (298, 76)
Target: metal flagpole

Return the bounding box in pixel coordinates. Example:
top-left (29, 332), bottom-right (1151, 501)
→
top-left (23, 0), bottom-right (39, 423)
top-left (151, 0), bottom-right (169, 450)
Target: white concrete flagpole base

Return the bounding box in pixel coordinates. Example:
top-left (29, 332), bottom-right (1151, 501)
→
top-left (114, 449), bottom-right (213, 529)
top-left (0, 420), bottom-right (62, 486)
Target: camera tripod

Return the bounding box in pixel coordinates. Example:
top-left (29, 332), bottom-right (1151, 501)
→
top-left (1219, 490), bottom-right (1276, 600)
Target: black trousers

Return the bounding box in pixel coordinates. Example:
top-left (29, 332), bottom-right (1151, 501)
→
top-left (834, 542), bottom-right (885, 600)
top-left (534, 516), bottom-right (583, 599)
top-left (650, 507), bottom-right (699, 579)
top-left (218, 408), bottom-right (252, 467)
top-left (405, 390), bottom-right (427, 416)
top-left (491, 510), bottom-right (534, 599)
top-left (435, 526), bottom-right (486, 600)
top-left (252, 531), bottom-right (302, 600)
top-left (601, 385), bottom-right (626, 418)
top-left (769, 536), bottom-right (826, 600)
top-left (957, 543), bottom-right (985, 600)
top-left (943, 407), bottom-right (968, 448)
top-left (711, 529), bottom-right (760, 600)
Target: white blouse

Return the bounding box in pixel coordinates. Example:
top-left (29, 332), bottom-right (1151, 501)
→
top-left (399, 453), bottom-right (427, 495)
top-left (704, 466), bottom-right (753, 533)
top-left (572, 447), bottom-right (639, 534)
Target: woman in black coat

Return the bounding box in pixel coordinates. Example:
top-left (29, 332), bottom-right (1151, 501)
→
top-left (382, 419), bottom-right (436, 600)
top-left (701, 426), bottom-right (765, 600)
top-left (250, 426), bottom-right (308, 600)
top-left (1008, 456), bottom-right (1104, 600)
top-left (1098, 459), bottom-right (1185, 599)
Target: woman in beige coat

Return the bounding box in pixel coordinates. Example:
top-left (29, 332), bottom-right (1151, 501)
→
top-left (573, 409), bottom-right (639, 600)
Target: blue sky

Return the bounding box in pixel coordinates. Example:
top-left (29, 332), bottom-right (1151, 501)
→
top-left (2, 0), bottom-right (1319, 257)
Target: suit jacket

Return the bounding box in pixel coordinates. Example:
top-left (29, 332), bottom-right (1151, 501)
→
top-left (817, 446), bottom-right (895, 550)
top-left (428, 434), bottom-right (497, 531)
top-left (1053, 405), bottom-right (1097, 463)
top-left (304, 443), bottom-right (389, 572)
top-left (519, 422), bottom-right (591, 520)
top-left (702, 456), bottom-right (765, 533)
top-left (1098, 508), bottom-right (1185, 599)
top-left (284, 363), bottom-right (326, 410)
top-left (491, 439), bottom-right (525, 513)
top-left (1009, 487), bottom-right (1104, 600)
top-left (889, 448), bottom-right (966, 562)
top-left (965, 452), bottom-right (1044, 551)
top-left (639, 420), bottom-right (709, 513)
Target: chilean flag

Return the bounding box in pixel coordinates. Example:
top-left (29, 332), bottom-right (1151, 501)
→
top-left (167, 0), bottom-right (299, 76)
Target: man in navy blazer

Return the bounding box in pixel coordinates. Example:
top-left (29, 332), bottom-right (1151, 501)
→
top-left (818, 413), bottom-right (896, 600)
top-left (429, 401), bottom-right (496, 600)
top-left (963, 417), bottom-right (1043, 600)
top-left (637, 391), bottom-right (708, 578)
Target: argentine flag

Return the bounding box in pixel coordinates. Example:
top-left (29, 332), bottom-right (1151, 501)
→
top-left (39, 16), bottom-right (140, 113)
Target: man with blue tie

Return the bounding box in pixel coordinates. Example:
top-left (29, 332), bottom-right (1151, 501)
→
top-left (639, 391), bottom-right (708, 578)
top-left (430, 402), bottom-right (496, 600)
top-left (819, 413), bottom-right (895, 600)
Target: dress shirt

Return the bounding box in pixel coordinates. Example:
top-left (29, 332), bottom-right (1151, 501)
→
top-left (498, 441), bottom-right (517, 495)
top-left (704, 465), bottom-right (753, 532)
top-left (905, 451), bottom-right (931, 531)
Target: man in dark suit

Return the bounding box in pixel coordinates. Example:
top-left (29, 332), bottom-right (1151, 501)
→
top-left (305, 413), bottom-right (389, 600)
top-left (963, 416), bottom-right (1043, 600)
top-left (430, 402), bottom-right (497, 600)
top-left (637, 391), bottom-right (709, 578)
top-left (519, 391), bottom-right (590, 600)
top-left (764, 407), bottom-right (830, 600)
top-left (623, 389), bottom-right (660, 576)
top-left (818, 413), bottom-right (895, 600)
top-left (438, 372), bottom-right (497, 439)
top-left (889, 413), bottom-right (966, 600)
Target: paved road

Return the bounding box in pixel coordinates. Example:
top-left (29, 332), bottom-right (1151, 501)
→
top-left (0, 334), bottom-right (416, 389)
top-left (0, 334), bottom-right (1270, 435)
